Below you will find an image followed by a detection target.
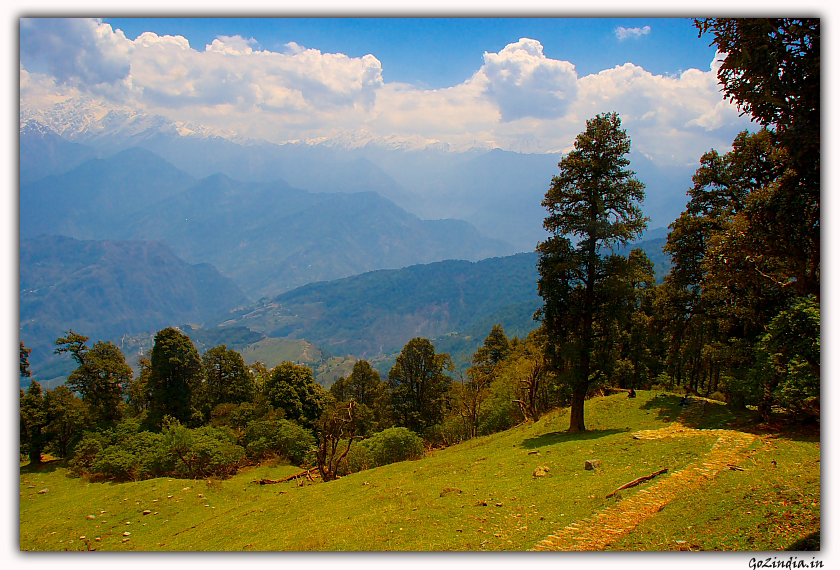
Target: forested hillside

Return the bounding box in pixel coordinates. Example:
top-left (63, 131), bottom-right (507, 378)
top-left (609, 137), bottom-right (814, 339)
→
top-left (20, 236), bottom-right (248, 386)
top-left (208, 252), bottom-right (543, 360)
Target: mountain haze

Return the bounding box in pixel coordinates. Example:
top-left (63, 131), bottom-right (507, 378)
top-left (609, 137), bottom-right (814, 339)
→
top-left (20, 236), bottom-right (248, 385)
top-left (20, 116), bottom-right (696, 256)
top-left (20, 147), bottom-right (197, 240)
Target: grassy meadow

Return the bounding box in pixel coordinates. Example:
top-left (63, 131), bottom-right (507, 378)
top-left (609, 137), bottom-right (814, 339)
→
top-left (19, 391), bottom-right (819, 551)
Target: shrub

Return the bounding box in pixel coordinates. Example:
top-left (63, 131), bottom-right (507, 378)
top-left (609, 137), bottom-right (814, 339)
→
top-left (363, 427), bottom-right (425, 466)
top-left (92, 447), bottom-right (139, 480)
top-left (164, 422), bottom-right (245, 478)
top-left (244, 419), bottom-right (315, 465)
top-left (68, 435), bottom-right (103, 477)
top-left (709, 391), bottom-right (727, 403)
top-left (338, 427), bottom-right (424, 476)
top-left (343, 443), bottom-right (375, 473)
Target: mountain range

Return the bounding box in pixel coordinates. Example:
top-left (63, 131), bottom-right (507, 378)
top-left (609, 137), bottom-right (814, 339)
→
top-left (20, 140), bottom-right (516, 299)
top-left (19, 115), bottom-right (676, 385)
top-left (20, 113), bottom-right (695, 253)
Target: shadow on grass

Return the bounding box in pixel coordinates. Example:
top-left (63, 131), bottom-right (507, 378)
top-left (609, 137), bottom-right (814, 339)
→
top-left (786, 530), bottom-right (820, 551)
top-left (640, 393), bottom-right (683, 423)
top-left (20, 459), bottom-right (66, 475)
top-left (739, 413), bottom-right (821, 443)
top-left (521, 428), bottom-right (629, 449)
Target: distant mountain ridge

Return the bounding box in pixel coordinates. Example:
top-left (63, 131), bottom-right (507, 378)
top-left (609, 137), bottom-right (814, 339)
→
top-left (20, 115), bottom-right (695, 254)
top-left (21, 146), bottom-right (198, 239)
top-left (20, 236), bottom-right (249, 385)
top-left (203, 233), bottom-right (671, 368)
top-left (207, 252), bottom-right (544, 361)
top-left (19, 145), bottom-right (517, 299)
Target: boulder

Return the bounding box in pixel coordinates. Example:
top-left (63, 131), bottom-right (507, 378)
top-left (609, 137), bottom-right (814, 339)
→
top-left (585, 459), bottom-right (602, 470)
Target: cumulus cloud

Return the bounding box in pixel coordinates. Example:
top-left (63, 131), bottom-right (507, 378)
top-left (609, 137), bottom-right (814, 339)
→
top-left (19, 18), bottom-right (384, 138)
top-left (20, 18), bottom-right (131, 92)
top-left (479, 38), bottom-right (578, 122)
top-left (615, 25), bottom-right (651, 41)
top-left (19, 21), bottom-right (754, 164)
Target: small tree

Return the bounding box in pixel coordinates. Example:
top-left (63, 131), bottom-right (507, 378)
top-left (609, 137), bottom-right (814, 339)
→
top-left (147, 328), bottom-right (202, 429)
top-left (264, 362), bottom-right (328, 429)
top-left (198, 345), bottom-right (254, 417)
top-left (315, 400), bottom-right (359, 482)
top-left (44, 386), bottom-right (87, 458)
top-left (457, 325), bottom-right (511, 437)
top-left (20, 342), bottom-right (32, 378)
top-left (20, 380), bottom-right (49, 464)
top-left (55, 331), bottom-right (133, 425)
top-left (387, 338), bottom-right (454, 435)
top-left (537, 112), bottom-right (647, 432)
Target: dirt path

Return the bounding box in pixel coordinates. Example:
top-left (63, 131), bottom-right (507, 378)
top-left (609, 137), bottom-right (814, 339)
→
top-left (530, 399), bottom-right (758, 551)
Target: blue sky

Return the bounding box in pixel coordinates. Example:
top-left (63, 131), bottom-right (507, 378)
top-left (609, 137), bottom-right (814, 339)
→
top-left (100, 17), bottom-right (717, 88)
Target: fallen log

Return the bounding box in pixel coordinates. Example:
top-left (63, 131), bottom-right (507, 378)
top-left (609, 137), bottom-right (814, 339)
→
top-left (606, 468), bottom-right (668, 498)
top-left (255, 468), bottom-right (318, 485)
top-left (256, 478), bottom-right (282, 485)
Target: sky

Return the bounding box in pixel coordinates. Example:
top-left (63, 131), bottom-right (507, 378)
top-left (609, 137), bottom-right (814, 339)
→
top-left (19, 16), bottom-right (759, 164)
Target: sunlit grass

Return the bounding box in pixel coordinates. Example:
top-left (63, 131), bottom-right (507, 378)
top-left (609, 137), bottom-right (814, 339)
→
top-left (20, 391), bottom-right (818, 551)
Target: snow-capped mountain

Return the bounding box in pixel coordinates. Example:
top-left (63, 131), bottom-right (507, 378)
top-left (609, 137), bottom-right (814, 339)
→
top-left (20, 96), bottom-right (238, 147)
top-left (20, 94), bottom-right (503, 154)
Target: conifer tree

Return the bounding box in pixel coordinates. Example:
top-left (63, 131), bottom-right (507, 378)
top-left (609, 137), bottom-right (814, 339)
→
top-left (537, 112), bottom-right (647, 432)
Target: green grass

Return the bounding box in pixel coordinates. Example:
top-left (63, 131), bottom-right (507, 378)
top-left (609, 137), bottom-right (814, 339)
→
top-left (237, 337), bottom-right (322, 368)
top-left (19, 391), bottom-right (819, 551)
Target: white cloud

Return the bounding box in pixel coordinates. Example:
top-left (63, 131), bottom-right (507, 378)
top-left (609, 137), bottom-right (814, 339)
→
top-left (479, 38), bottom-right (579, 122)
top-left (20, 18), bottom-right (132, 95)
top-left (615, 25), bottom-right (652, 41)
top-left (19, 21), bottom-right (755, 165)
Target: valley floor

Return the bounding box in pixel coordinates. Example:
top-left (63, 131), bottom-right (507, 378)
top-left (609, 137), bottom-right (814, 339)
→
top-left (19, 391), bottom-right (819, 552)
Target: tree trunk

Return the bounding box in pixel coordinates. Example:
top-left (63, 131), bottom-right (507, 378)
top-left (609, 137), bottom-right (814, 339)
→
top-left (568, 388), bottom-right (587, 433)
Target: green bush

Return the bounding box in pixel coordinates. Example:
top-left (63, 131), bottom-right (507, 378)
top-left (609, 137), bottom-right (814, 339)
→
top-left (243, 418), bottom-right (315, 465)
top-left (92, 447), bottom-right (139, 480)
top-left (163, 422), bottom-right (245, 478)
top-left (343, 442), bottom-right (375, 473)
top-left (339, 427), bottom-right (425, 476)
top-left (363, 427), bottom-right (425, 466)
top-left (68, 435), bottom-right (103, 477)
top-left (477, 396), bottom-right (520, 436)
top-left (69, 419), bottom-right (245, 481)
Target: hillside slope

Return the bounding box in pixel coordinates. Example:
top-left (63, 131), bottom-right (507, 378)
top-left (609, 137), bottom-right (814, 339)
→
top-left (19, 392), bottom-right (820, 551)
top-left (20, 236), bottom-right (248, 386)
top-left (20, 147), bottom-right (197, 240)
top-left (207, 252), bottom-right (542, 360)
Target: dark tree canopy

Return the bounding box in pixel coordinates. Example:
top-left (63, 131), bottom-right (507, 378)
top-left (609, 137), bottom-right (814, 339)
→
top-left (696, 18), bottom-right (819, 300)
top-left (387, 337), bottom-right (453, 434)
top-left (473, 324), bottom-right (511, 370)
top-left (20, 380), bottom-right (48, 464)
top-left (147, 327), bottom-right (202, 428)
top-left (200, 344), bottom-right (255, 411)
top-left (537, 112), bottom-right (647, 432)
top-left (20, 342), bottom-right (32, 378)
top-left (264, 362), bottom-right (327, 428)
